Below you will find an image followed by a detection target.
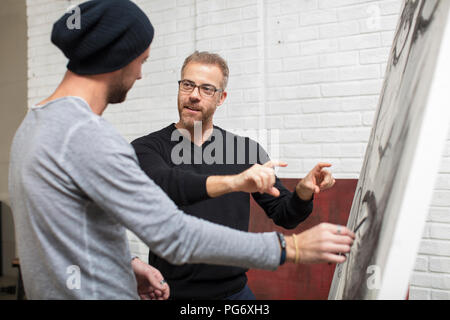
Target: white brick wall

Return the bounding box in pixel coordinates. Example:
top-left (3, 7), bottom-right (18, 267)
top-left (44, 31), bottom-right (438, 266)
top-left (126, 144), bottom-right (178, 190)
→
top-left (25, 0), bottom-right (450, 299)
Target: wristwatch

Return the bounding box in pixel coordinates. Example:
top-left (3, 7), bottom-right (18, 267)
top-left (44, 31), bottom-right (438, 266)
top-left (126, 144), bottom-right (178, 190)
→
top-left (276, 232), bottom-right (286, 265)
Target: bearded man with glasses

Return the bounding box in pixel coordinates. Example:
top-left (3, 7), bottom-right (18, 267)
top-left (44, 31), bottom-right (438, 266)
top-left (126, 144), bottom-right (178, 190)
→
top-left (132, 51), bottom-right (346, 300)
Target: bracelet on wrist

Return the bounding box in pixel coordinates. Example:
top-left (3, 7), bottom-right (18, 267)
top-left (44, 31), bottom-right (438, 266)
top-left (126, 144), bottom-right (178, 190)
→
top-left (276, 232), bottom-right (286, 266)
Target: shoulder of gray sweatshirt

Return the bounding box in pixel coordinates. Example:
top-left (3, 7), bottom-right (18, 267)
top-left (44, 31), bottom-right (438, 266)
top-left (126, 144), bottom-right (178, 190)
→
top-left (8, 96), bottom-right (281, 299)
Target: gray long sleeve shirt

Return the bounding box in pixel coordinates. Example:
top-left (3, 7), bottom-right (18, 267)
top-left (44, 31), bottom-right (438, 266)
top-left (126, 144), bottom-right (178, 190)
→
top-left (8, 96), bottom-right (281, 299)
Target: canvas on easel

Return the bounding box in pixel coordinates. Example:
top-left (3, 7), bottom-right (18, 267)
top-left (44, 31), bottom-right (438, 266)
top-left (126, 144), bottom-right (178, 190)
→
top-left (328, 0), bottom-right (450, 300)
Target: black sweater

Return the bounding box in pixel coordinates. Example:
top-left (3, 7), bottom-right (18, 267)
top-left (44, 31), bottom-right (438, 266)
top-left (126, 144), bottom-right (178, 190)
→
top-left (131, 123), bottom-right (313, 299)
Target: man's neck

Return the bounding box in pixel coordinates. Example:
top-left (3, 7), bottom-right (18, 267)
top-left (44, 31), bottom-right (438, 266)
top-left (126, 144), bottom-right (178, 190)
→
top-left (175, 121), bottom-right (214, 146)
top-left (37, 71), bottom-right (109, 115)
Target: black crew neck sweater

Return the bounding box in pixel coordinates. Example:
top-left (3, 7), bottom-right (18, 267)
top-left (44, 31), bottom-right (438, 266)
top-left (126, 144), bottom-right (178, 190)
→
top-left (131, 123), bottom-right (313, 299)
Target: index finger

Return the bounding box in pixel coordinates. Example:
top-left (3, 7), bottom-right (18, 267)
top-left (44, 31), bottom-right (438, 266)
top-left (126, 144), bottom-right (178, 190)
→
top-left (263, 160), bottom-right (288, 168)
top-left (338, 226), bottom-right (355, 239)
top-left (315, 162), bottom-right (332, 170)
top-left (311, 162), bottom-right (332, 173)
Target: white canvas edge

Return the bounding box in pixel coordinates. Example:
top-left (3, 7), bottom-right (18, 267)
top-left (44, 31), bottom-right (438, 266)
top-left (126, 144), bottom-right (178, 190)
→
top-left (377, 13), bottom-right (450, 300)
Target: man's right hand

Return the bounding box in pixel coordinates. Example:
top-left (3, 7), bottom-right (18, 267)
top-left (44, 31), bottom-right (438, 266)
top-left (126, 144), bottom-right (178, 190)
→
top-left (230, 160), bottom-right (288, 197)
top-left (285, 223), bottom-right (355, 264)
top-left (206, 160), bottom-right (287, 198)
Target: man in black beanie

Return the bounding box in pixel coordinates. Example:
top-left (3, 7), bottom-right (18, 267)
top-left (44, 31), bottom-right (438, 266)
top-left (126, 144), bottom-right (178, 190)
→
top-left (10, 0), bottom-right (170, 300)
top-left (48, 0), bottom-right (154, 109)
top-left (8, 0), bottom-right (355, 300)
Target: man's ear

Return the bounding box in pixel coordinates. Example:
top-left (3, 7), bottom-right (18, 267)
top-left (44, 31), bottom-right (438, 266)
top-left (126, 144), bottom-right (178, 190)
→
top-left (217, 91), bottom-right (227, 106)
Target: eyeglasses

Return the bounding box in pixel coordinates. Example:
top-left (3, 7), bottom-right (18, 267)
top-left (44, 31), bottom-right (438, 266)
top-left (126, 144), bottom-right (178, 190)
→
top-left (178, 80), bottom-right (223, 98)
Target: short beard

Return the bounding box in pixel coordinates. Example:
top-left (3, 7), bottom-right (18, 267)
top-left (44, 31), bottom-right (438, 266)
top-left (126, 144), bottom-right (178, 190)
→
top-left (179, 116), bottom-right (195, 130)
top-left (107, 75), bottom-right (129, 104)
top-left (177, 100), bottom-right (217, 131)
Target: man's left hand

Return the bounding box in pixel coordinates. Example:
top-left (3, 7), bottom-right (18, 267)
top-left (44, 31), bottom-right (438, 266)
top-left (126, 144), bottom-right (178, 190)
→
top-left (296, 162), bottom-right (336, 201)
top-left (131, 257), bottom-right (170, 300)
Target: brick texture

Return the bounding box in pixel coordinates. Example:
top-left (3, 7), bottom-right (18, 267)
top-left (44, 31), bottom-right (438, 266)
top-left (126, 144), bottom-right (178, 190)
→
top-left (25, 0), bottom-right (450, 299)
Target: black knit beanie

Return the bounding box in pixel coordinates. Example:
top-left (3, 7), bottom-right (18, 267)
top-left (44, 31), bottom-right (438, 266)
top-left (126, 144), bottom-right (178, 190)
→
top-left (51, 0), bottom-right (154, 75)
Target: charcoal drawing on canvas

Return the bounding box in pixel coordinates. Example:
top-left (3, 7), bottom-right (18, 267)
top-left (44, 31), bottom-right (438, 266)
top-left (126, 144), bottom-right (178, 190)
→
top-left (328, 0), bottom-right (449, 299)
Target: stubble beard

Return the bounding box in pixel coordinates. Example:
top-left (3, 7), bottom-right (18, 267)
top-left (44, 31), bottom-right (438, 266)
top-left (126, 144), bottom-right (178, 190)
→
top-left (178, 99), bottom-right (218, 132)
top-left (107, 74), bottom-right (130, 104)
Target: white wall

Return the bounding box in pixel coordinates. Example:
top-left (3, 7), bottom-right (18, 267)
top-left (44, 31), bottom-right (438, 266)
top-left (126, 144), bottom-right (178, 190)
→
top-left (25, 0), bottom-right (450, 299)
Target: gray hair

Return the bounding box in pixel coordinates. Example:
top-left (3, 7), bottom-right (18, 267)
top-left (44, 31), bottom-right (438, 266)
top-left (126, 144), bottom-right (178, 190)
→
top-left (181, 51), bottom-right (229, 89)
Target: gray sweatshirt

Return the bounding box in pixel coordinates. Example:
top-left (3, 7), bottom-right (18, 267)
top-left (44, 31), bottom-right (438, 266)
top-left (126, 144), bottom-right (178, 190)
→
top-left (8, 97), bottom-right (281, 299)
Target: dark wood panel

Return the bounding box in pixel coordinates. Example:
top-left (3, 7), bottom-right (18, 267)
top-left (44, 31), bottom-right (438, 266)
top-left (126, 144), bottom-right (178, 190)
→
top-left (247, 179), bottom-right (357, 300)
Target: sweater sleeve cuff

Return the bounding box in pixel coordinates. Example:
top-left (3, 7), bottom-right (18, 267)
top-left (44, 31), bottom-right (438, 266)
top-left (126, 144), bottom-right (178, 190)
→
top-left (290, 190), bottom-right (314, 213)
top-left (183, 173), bottom-right (210, 203)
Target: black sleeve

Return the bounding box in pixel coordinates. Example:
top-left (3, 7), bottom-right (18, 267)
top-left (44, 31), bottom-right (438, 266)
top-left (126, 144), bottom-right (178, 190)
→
top-left (252, 178), bottom-right (313, 229)
top-left (132, 139), bottom-right (210, 207)
top-left (250, 141), bottom-right (313, 229)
